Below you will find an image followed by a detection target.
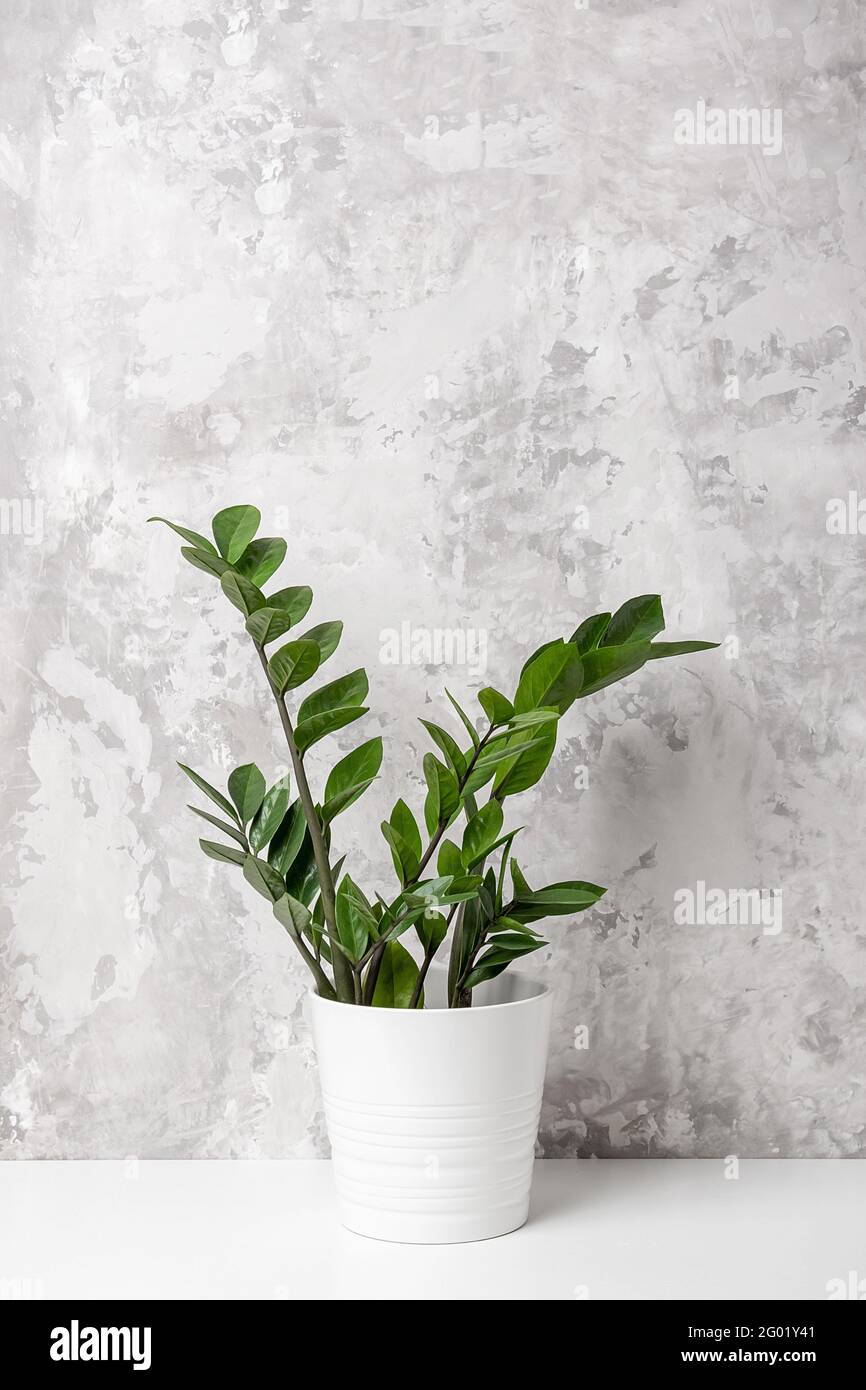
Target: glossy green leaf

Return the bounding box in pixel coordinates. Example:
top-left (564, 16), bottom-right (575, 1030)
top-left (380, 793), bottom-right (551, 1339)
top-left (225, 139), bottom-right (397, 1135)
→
top-left (267, 800), bottom-right (306, 877)
top-left (391, 799), bottom-right (423, 865)
top-left (509, 879), bottom-right (606, 923)
top-left (510, 859), bottom-right (532, 898)
top-left (243, 854), bottom-right (286, 901)
top-left (245, 607), bottom-right (295, 646)
top-left (199, 838), bottom-right (245, 866)
top-left (266, 585), bottom-right (313, 627)
top-left (371, 940), bottom-right (421, 1009)
top-left (187, 804), bottom-right (248, 849)
top-left (234, 538), bottom-right (286, 589)
top-left (419, 720), bottom-right (467, 780)
top-left (416, 909), bottom-right (447, 957)
top-left (300, 621), bottom-right (343, 666)
top-left (422, 754), bottom-right (460, 837)
top-left (569, 612), bottom-right (611, 653)
top-left (322, 738), bottom-right (383, 822)
top-left (462, 801), bottom-right (504, 869)
top-left (180, 546), bottom-right (232, 579)
top-left (478, 687), bottom-right (514, 725)
top-left (148, 517), bottom-right (217, 555)
top-left (492, 722), bottom-right (557, 799)
top-left (514, 641), bottom-right (583, 715)
top-left (220, 570), bottom-right (266, 617)
top-left (647, 640), bottom-right (720, 660)
top-left (249, 778), bottom-right (291, 852)
top-left (445, 688), bottom-right (480, 749)
top-left (335, 874), bottom-right (375, 960)
top-left (273, 892), bottom-right (312, 939)
top-left (177, 763), bottom-right (239, 824)
top-left (294, 705), bottom-right (367, 754)
top-left (437, 839), bottom-right (463, 878)
top-left (298, 669), bottom-right (368, 726)
top-left (212, 504), bottom-right (261, 564)
top-left (600, 595), bottom-right (664, 648)
top-left (283, 829), bottom-right (319, 906)
top-left (461, 735), bottom-right (549, 798)
top-left (268, 639), bottom-right (321, 695)
top-left (228, 763), bottom-right (266, 826)
top-left (381, 820), bottom-right (418, 887)
top-left (574, 642), bottom-right (652, 698)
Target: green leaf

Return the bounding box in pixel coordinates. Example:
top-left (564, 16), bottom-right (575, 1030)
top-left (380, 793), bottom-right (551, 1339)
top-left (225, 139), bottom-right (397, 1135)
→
top-left (575, 642), bottom-right (652, 698)
top-left (335, 874), bottom-right (375, 960)
top-left (569, 612), bottom-right (611, 653)
top-left (461, 801), bottom-right (504, 869)
top-left (268, 639), bottom-right (321, 695)
top-left (463, 934), bottom-right (545, 991)
top-left (212, 504), bottom-right (261, 564)
top-left (371, 940), bottom-right (421, 1008)
top-left (416, 910), bottom-right (447, 955)
top-left (445, 689), bottom-right (480, 749)
top-left (243, 854), bottom-right (287, 901)
top-left (509, 880), bottom-right (606, 923)
top-left (461, 735), bottom-right (549, 797)
top-left (300, 621), bottom-right (343, 666)
top-left (180, 546), bottom-right (232, 578)
top-left (273, 893), bottom-right (312, 939)
top-left (187, 805), bottom-right (248, 849)
top-left (492, 722), bottom-right (557, 799)
top-left (228, 763), bottom-right (266, 826)
top-left (419, 720), bottom-right (467, 779)
top-left (403, 874), bottom-right (482, 907)
top-left (199, 838), bottom-right (245, 866)
top-left (514, 641), bottom-right (583, 715)
top-left (283, 828), bottom-right (319, 905)
top-left (249, 778), bottom-right (291, 852)
top-left (647, 640), bottom-right (720, 660)
top-left (267, 800), bottom-right (306, 877)
top-left (244, 607), bottom-right (295, 646)
top-left (437, 839), bottom-right (464, 878)
top-left (267, 585), bottom-right (313, 627)
top-left (600, 595), bottom-right (664, 648)
top-left (322, 738), bottom-right (383, 821)
top-left (423, 754), bottom-right (460, 837)
top-left (148, 517), bottom-right (218, 555)
top-left (294, 705), bottom-right (368, 754)
top-left (177, 763), bottom-right (239, 824)
top-left (381, 820), bottom-right (418, 886)
top-left (298, 669), bottom-right (369, 725)
top-left (220, 570), bottom-right (266, 617)
top-left (391, 799), bottom-right (423, 865)
top-left (478, 687), bottom-right (514, 725)
top-left (505, 709), bottom-right (560, 730)
top-left (234, 538), bottom-right (286, 589)
top-left (510, 859), bottom-right (532, 898)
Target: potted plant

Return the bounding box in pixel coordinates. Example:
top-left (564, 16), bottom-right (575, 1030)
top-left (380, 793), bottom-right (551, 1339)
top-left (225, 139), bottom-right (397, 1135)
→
top-left (150, 504), bottom-right (717, 1242)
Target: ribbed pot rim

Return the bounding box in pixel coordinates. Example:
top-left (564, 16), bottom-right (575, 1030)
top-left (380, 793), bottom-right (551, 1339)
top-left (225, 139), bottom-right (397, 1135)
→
top-left (308, 970), bottom-right (550, 1017)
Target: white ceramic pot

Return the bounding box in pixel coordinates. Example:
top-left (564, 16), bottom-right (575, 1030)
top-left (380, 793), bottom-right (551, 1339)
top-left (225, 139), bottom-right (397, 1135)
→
top-left (308, 967), bottom-right (553, 1244)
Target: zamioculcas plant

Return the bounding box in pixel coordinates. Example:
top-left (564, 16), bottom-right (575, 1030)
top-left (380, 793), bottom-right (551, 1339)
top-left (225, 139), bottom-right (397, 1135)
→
top-left (150, 505), bottom-right (718, 1009)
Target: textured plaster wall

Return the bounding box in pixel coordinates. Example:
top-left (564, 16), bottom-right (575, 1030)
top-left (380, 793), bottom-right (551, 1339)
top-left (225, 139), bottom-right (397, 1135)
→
top-left (1, 0), bottom-right (865, 1159)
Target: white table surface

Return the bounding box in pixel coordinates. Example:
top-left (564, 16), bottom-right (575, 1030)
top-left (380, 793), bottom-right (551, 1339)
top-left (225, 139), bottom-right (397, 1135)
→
top-left (1, 1159), bottom-right (862, 1301)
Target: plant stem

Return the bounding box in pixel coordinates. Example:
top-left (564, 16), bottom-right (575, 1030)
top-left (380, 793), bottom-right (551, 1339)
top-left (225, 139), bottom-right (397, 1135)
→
top-left (285, 927), bottom-right (338, 1001)
top-left (253, 643), bottom-right (355, 1003)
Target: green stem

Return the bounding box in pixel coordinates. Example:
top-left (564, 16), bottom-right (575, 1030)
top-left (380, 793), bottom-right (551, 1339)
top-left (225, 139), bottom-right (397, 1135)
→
top-left (254, 643), bottom-right (354, 1003)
